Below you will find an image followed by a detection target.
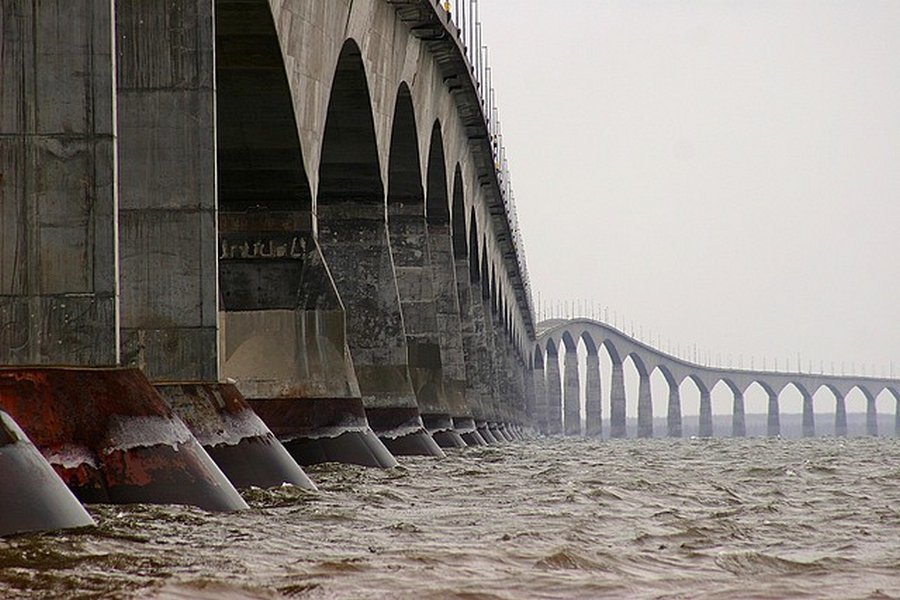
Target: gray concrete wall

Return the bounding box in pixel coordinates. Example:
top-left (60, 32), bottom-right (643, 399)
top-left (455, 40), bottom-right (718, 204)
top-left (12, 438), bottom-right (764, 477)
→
top-left (115, 0), bottom-right (219, 381)
top-left (0, 1), bottom-right (119, 366)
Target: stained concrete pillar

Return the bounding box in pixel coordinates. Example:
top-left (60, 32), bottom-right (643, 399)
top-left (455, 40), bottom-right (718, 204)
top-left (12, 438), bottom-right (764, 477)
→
top-left (637, 374), bottom-right (653, 438)
top-left (667, 384), bottom-right (682, 438)
top-left (866, 391), bottom-right (877, 436)
top-left (802, 390), bottom-right (815, 437)
top-left (454, 258), bottom-right (489, 424)
top-left (426, 220), bottom-right (471, 426)
top-left (732, 391), bottom-right (746, 437)
top-left (609, 361), bottom-right (627, 438)
top-left (389, 204), bottom-right (452, 434)
top-left (115, 0), bottom-right (218, 381)
top-left (895, 395), bottom-right (900, 438)
top-left (835, 393), bottom-right (847, 437)
top-left (532, 354), bottom-right (548, 434)
top-left (563, 347), bottom-right (580, 436)
top-left (545, 348), bottom-right (562, 435)
top-left (584, 353), bottom-right (602, 437)
top-left (767, 391), bottom-right (780, 437)
top-left (698, 388), bottom-right (713, 438)
top-left (470, 278), bottom-right (500, 423)
top-left (1, 0), bottom-right (118, 366)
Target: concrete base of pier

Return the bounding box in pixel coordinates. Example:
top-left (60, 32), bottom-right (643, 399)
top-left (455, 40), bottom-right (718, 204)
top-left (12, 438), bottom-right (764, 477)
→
top-left (366, 407), bottom-right (446, 458)
top-left (155, 383), bottom-right (316, 490)
top-left (0, 368), bottom-right (247, 512)
top-left (247, 398), bottom-right (398, 468)
top-left (423, 414), bottom-right (467, 448)
top-left (1, 410), bottom-right (96, 537)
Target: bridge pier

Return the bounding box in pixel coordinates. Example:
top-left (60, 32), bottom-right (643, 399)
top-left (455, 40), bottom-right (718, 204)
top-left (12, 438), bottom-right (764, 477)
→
top-left (563, 346), bottom-right (580, 435)
top-left (667, 385), bottom-right (682, 438)
top-left (698, 388), bottom-right (713, 438)
top-left (610, 361), bottom-right (627, 438)
top-left (637, 374), bottom-right (653, 438)
top-left (545, 344), bottom-right (562, 435)
top-left (767, 391), bottom-right (781, 437)
top-left (835, 393), bottom-right (848, 436)
top-left (866, 392), bottom-right (878, 436)
top-left (732, 391), bottom-right (746, 437)
top-left (802, 390), bottom-right (815, 437)
top-left (585, 353), bottom-right (602, 437)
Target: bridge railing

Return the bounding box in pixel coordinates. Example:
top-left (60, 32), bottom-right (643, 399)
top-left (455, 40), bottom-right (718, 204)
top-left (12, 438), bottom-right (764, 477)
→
top-left (443, 0), bottom-right (533, 319)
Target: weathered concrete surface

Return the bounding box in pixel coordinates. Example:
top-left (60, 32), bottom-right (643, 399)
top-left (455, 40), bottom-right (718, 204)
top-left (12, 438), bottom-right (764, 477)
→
top-left (637, 374), bottom-right (653, 438)
top-left (0, 409), bottom-right (95, 536)
top-left (0, 0), bottom-right (118, 366)
top-left (116, 0), bottom-right (219, 382)
top-left (609, 362), bottom-right (626, 438)
top-left (155, 383), bottom-right (316, 490)
top-left (0, 367), bottom-right (247, 511)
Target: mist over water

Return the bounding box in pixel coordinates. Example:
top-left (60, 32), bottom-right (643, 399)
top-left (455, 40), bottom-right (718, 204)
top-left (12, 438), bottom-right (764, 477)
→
top-left (3, 436), bottom-right (900, 599)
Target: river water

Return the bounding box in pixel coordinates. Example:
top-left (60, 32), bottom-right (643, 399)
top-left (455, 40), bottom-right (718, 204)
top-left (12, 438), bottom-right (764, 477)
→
top-left (3, 436), bottom-right (900, 599)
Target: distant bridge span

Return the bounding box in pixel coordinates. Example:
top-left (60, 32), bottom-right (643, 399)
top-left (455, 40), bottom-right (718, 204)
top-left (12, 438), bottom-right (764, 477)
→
top-left (534, 319), bottom-right (900, 438)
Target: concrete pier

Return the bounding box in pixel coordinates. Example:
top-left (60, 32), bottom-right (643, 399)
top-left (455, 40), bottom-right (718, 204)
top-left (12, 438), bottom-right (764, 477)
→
top-left (637, 373), bottom-right (653, 438)
top-left (563, 344), bottom-right (580, 436)
top-left (584, 352), bottom-right (602, 437)
top-left (609, 362), bottom-right (627, 438)
top-left (545, 342), bottom-right (562, 435)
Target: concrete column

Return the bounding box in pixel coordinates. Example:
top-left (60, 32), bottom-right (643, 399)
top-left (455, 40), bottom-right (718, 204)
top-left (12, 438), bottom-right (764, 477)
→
top-left (454, 259), bottom-right (488, 423)
top-left (610, 361), bottom-right (627, 438)
top-left (115, 0), bottom-right (218, 381)
top-left (563, 347), bottom-right (580, 436)
top-left (390, 205), bottom-right (452, 425)
top-left (698, 388), bottom-right (713, 438)
top-left (767, 391), bottom-right (780, 437)
top-left (895, 396), bottom-right (900, 438)
top-left (532, 363), bottom-right (547, 434)
top-left (545, 351), bottom-right (562, 435)
top-left (866, 392), bottom-right (878, 436)
top-left (637, 374), bottom-right (653, 438)
top-left (1, 0), bottom-right (118, 366)
top-left (316, 209), bottom-right (420, 421)
top-left (584, 353), bottom-right (602, 437)
top-left (802, 391), bottom-right (815, 437)
top-left (835, 393), bottom-right (847, 437)
top-left (732, 391), bottom-right (746, 437)
top-left (667, 384), bottom-right (682, 438)
top-left (523, 361), bottom-right (536, 428)
top-left (471, 283), bottom-right (500, 422)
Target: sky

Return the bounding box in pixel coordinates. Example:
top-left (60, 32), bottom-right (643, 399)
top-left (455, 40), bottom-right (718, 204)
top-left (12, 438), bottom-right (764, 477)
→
top-left (475, 0), bottom-right (900, 386)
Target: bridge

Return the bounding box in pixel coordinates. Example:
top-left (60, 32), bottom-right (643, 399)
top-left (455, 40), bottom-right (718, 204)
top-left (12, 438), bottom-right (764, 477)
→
top-left (535, 318), bottom-right (900, 439)
top-left (1, 0), bottom-right (897, 537)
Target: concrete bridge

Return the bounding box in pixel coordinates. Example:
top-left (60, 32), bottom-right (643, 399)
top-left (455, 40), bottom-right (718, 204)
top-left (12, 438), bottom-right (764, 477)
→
top-left (535, 318), bottom-right (900, 439)
top-left (0, 0), bottom-right (535, 533)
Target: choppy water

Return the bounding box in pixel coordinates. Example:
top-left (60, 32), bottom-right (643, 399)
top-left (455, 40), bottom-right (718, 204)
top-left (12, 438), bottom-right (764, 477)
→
top-left (3, 436), bottom-right (900, 599)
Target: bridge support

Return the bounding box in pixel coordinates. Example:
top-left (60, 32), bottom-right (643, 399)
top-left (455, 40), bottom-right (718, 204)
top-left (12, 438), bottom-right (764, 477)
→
top-left (564, 347), bottom-right (580, 435)
top-left (610, 361), bottom-right (627, 438)
top-left (802, 390), bottom-right (815, 437)
top-left (767, 391), bottom-right (780, 437)
top-left (545, 348), bottom-right (562, 435)
top-left (835, 393), bottom-right (848, 437)
top-left (667, 385), bottom-right (682, 438)
top-left (732, 391), bottom-right (746, 437)
top-left (698, 388), bottom-right (713, 438)
top-left (866, 392), bottom-right (878, 436)
top-left (637, 374), bottom-right (653, 438)
top-left (585, 354), bottom-right (602, 437)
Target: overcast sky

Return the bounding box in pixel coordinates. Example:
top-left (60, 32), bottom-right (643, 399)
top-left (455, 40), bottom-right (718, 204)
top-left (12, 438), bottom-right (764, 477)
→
top-left (477, 0), bottom-right (900, 380)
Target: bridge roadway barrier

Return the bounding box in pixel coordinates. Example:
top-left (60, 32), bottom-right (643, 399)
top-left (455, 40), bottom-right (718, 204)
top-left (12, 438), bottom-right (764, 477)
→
top-left (0, 409), bottom-right (95, 537)
top-left (0, 368), bottom-right (248, 512)
top-left (154, 383), bottom-right (316, 490)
